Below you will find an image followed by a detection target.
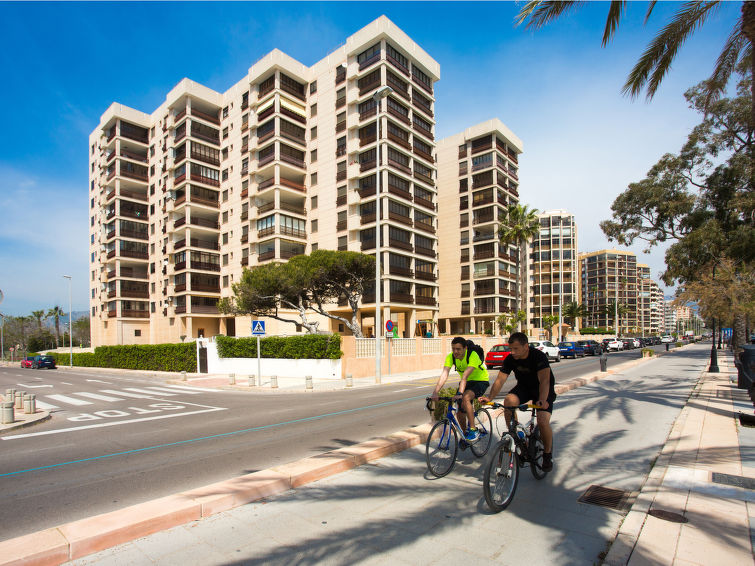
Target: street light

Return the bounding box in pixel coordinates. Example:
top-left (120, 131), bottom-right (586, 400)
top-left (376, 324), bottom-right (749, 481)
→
top-left (63, 275), bottom-right (72, 368)
top-left (372, 85), bottom-right (393, 384)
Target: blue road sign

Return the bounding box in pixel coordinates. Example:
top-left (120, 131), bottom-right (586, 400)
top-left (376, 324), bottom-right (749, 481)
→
top-left (386, 320), bottom-right (394, 332)
top-left (251, 320), bottom-right (266, 336)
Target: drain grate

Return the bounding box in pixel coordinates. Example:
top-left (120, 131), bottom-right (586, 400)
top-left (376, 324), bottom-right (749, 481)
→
top-left (712, 472), bottom-right (755, 490)
top-left (578, 485), bottom-right (631, 510)
top-left (649, 509), bottom-right (688, 523)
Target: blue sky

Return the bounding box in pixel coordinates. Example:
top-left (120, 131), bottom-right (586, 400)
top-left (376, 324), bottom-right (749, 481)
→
top-left (0, 1), bottom-right (742, 316)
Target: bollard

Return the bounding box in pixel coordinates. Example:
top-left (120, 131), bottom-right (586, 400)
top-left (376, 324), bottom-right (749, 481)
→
top-left (181, 370), bottom-right (187, 382)
top-left (599, 354), bottom-right (608, 372)
top-left (305, 375), bottom-right (313, 390)
top-left (29, 394), bottom-right (36, 414)
top-left (229, 373), bottom-right (236, 385)
top-left (15, 391), bottom-right (24, 410)
top-left (1, 402), bottom-right (14, 424)
top-left (665, 343), bottom-right (669, 352)
top-left (23, 394), bottom-right (33, 414)
top-left (271, 375), bottom-right (278, 389)
top-left (248, 374), bottom-right (256, 387)
top-left (5, 388), bottom-right (15, 403)
top-left (346, 373), bottom-right (353, 388)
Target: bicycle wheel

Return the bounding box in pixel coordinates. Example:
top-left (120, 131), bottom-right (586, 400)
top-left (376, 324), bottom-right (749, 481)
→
top-left (483, 438), bottom-right (520, 512)
top-left (470, 408), bottom-right (493, 457)
top-left (529, 427), bottom-right (548, 480)
top-left (425, 419), bottom-right (458, 477)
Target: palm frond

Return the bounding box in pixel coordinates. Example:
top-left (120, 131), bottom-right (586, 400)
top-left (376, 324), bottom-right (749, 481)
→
top-left (644, 0), bottom-right (659, 25)
top-left (516, 0), bottom-right (587, 29)
top-left (623, 1), bottom-right (722, 100)
top-left (702, 16), bottom-right (746, 111)
top-left (602, 1), bottom-right (628, 47)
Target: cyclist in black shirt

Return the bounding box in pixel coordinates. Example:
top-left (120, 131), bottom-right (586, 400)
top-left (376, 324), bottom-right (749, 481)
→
top-left (480, 332), bottom-right (556, 471)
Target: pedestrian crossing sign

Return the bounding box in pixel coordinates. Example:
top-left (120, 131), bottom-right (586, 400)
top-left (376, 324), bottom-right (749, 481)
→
top-left (251, 320), bottom-right (266, 336)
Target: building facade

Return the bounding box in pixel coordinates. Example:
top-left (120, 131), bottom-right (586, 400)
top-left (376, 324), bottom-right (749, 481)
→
top-left (436, 120), bottom-right (523, 335)
top-left (88, 16), bottom-right (441, 346)
top-left (579, 249), bottom-right (639, 334)
top-left (526, 210), bottom-right (578, 339)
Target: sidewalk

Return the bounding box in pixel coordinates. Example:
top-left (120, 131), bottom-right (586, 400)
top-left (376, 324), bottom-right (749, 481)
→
top-left (47, 343), bottom-right (750, 566)
top-left (604, 348), bottom-right (754, 565)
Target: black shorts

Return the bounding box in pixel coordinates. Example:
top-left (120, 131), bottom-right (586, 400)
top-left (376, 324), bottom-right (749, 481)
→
top-left (456, 381), bottom-right (489, 410)
top-left (509, 384), bottom-right (556, 414)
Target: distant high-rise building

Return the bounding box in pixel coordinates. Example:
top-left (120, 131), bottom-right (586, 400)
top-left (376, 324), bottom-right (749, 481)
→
top-left (436, 119), bottom-right (523, 335)
top-left (88, 16), bottom-right (441, 345)
top-left (579, 249), bottom-right (639, 334)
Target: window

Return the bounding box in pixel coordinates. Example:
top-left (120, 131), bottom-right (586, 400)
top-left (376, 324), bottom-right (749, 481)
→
top-left (310, 103), bottom-right (317, 117)
top-left (310, 126), bottom-right (317, 140)
top-left (310, 196), bottom-right (318, 209)
top-left (386, 43), bottom-right (408, 70)
top-left (257, 215), bottom-right (275, 231)
top-left (311, 243), bottom-right (318, 252)
top-left (386, 97), bottom-right (409, 119)
top-left (222, 190), bottom-right (228, 202)
top-left (357, 42), bottom-right (380, 66)
top-left (223, 275), bottom-right (229, 288)
top-left (310, 149), bottom-right (317, 163)
top-left (222, 127), bottom-right (229, 139)
top-left (311, 172), bottom-right (318, 186)
top-left (135, 329), bottom-right (142, 337)
top-left (222, 106), bottom-right (229, 118)
top-left (222, 211), bottom-right (228, 223)
top-left (338, 236), bottom-right (347, 250)
top-left (222, 169), bottom-right (228, 181)
top-left (336, 136), bottom-right (346, 156)
top-left (309, 80), bottom-right (317, 94)
top-left (222, 232), bottom-right (229, 245)
top-left (412, 64), bottom-right (432, 91)
top-left (336, 87), bottom-right (346, 108)
top-left (311, 219), bottom-right (318, 233)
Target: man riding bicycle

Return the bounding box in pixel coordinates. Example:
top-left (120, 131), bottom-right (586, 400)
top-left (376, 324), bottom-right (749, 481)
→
top-left (431, 337), bottom-right (489, 443)
top-left (480, 332), bottom-right (556, 471)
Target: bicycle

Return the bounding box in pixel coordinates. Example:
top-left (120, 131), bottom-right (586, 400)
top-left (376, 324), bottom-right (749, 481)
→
top-left (424, 396), bottom-right (493, 477)
top-left (482, 402), bottom-right (549, 512)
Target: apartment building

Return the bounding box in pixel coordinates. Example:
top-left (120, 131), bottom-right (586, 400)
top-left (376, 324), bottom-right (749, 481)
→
top-left (436, 120), bottom-right (523, 335)
top-left (579, 249), bottom-right (639, 333)
top-left (88, 16), bottom-right (441, 346)
top-left (527, 210), bottom-right (578, 338)
top-left (637, 263), bottom-right (665, 335)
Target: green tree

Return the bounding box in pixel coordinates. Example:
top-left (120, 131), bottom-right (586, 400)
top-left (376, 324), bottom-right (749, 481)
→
top-left (72, 317), bottom-right (91, 347)
top-left (603, 301), bottom-right (630, 336)
top-left (562, 301), bottom-right (587, 334)
top-left (496, 310), bottom-right (527, 337)
top-left (31, 310), bottom-right (46, 331)
top-left (541, 313), bottom-right (561, 342)
top-left (516, 1), bottom-right (754, 124)
top-left (46, 306), bottom-right (65, 348)
top-left (498, 203), bottom-right (540, 331)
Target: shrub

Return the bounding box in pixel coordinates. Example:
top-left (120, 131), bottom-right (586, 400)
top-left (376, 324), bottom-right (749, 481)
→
top-left (48, 343), bottom-right (196, 372)
top-left (675, 341), bottom-right (683, 348)
top-left (641, 348), bottom-right (654, 357)
top-left (431, 386), bottom-right (482, 421)
top-left (216, 334), bottom-right (342, 360)
top-left (579, 327), bottom-right (613, 335)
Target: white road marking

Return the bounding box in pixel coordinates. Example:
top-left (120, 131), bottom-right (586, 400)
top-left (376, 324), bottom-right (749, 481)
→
top-left (34, 400), bottom-right (60, 410)
top-left (99, 389), bottom-right (153, 399)
top-left (74, 392), bottom-right (124, 402)
top-left (86, 379), bottom-right (113, 384)
top-left (161, 384), bottom-right (222, 393)
top-left (45, 395), bottom-right (93, 406)
top-left (1, 407), bottom-right (227, 439)
top-left (16, 383), bottom-right (53, 388)
top-left (394, 389), bottom-right (411, 393)
top-left (61, 382), bottom-right (73, 385)
top-left (123, 387), bottom-right (178, 396)
top-left (140, 386), bottom-right (200, 395)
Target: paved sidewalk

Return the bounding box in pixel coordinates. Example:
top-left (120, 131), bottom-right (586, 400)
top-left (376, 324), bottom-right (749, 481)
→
top-left (61, 345), bottom-right (731, 565)
top-left (604, 349), bottom-right (755, 565)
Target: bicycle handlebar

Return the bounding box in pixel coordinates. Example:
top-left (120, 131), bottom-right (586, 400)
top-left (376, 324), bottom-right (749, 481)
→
top-left (425, 396), bottom-right (459, 411)
top-left (484, 402), bottom-right (540, 411)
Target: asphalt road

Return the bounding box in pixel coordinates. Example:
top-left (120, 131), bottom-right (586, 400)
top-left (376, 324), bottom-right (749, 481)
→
top-left (0, 345), bottom-right (656, 541)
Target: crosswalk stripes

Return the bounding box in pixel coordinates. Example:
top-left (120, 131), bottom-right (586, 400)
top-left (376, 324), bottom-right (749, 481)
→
top-left (25, 384), bottom-right (222, 410)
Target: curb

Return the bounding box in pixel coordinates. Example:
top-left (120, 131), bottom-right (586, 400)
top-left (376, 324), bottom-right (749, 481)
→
top-left (0, 411), bottom-right (51, 433)
top-left (0, 352), bottom-right (660, 565)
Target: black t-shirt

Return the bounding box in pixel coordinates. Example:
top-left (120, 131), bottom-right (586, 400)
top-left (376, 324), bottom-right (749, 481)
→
top-left (501, 347), bottom-right (555, 393)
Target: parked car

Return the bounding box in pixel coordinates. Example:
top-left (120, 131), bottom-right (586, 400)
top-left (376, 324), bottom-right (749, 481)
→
top-left (558, 341), bottom-right (585, 359)
top-left (620, 338), bottom-right (635, 350)
top-left (661, 335), bottom-right (674, 343)
top-left (30, 355), bottom-right (56, 369)
top-left (530, 340), bottom-right (560, 362)
top-left (601, 338), bottom-right (613, 352)
top-left (606, 339), bottom-right (623, 351)
top-left (485, 344), bottom-right (511, 370)
top-left (577, 340), bottom-right (602, 356)
top-left (20, 356), bottom-right (34, 369)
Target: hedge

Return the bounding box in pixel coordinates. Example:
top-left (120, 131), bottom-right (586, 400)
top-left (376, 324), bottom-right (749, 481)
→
top-left (48, 343), bottom-right (196, 372)
top-left (580, 327), bottom-right (613, 335)
top-left (216, 334), bottom-right (342, 360)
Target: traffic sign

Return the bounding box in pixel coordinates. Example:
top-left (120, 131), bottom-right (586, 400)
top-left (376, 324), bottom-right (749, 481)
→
top-left (385, 320), bottom-right (394, 332)
top-left (251, 320), bottom-right (266, 336)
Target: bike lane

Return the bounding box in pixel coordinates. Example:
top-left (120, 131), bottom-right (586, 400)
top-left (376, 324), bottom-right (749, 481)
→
top-left (43, 346), bottom-right (714, 566)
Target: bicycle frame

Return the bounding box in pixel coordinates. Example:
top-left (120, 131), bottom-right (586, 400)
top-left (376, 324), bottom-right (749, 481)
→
top-left (428, 397), bottom-right (489, 447)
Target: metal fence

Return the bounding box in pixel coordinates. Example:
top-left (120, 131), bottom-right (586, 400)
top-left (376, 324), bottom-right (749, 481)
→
top-left (355, 337), bottom-right (443, 358)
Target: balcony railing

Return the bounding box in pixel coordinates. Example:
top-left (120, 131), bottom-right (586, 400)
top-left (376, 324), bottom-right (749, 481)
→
top-left (258, 250), bottom-right (276, 261)
top-left (189, 173), bottom-right (220, 187)
top-left (280, 248), bottom-right (305, 259)
top-left (279, 178), bottom-right (306, 192)
top-left (190, 261), bottom-right (221, 272)
top-left (389, 238), bottom-right (413, 252)
top-left (279, 153), bottom-right (305, 168)
top-left (387, 106), bottom-right (411, 125)
top-left (415, 270), bottom-right (436, 281)
top-left (415, 296), bottom-right (436, 306)
top-left (191, 283), bottom-right (220, 293)
top-left (415, 246), bottom-right (436, 258)
top-left (258, 177), bottom-right (275, 190)
top-left (414, 195), bottom-right (435, 211)
top-left (279, 226), bottom-right (306, 238)
top-left (258, 226), bottom-right (275, 238)
top-left (388, 211), bottom-right (412, 227)
top-left (389, 266), bottom-right (413, 277)
top-left (258, 202), bottom-right (274, 214)
top-left (390, 292), bottom-right (414, 304)
top-left (387, 184), bottom-right (412, 201)
top-left (190, 107), bottom-right (220, 125)
top-left (190, 217), bottom-right (220, 230)
top-left (119, 249), bottom-right (149, 259)
top-left (414, 221), bottom-right (435, 234)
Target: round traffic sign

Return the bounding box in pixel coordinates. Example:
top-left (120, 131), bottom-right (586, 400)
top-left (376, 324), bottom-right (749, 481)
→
top-left (385, 320), bottom-right (394, 332)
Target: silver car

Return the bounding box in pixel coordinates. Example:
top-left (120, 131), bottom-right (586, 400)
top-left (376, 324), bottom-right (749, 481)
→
top-left (530, 340), bottom-right (561, 362)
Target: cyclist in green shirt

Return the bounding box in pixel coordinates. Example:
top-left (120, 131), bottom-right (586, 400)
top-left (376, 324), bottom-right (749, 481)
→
top-left (430, 337), bottom-right (490, 443)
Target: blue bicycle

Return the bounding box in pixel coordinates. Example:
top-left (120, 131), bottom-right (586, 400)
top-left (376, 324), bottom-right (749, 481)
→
top-left (424, 396), bottom-right (493, 477)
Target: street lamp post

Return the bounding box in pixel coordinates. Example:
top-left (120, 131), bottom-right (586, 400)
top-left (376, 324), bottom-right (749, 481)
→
top-left (63, 275), bottom-right (72, 367)
top-left (372, 85), bottom-right (394, 385)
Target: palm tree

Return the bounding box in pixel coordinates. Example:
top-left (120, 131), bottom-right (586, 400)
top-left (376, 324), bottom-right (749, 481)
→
top-left (604, 300), bottom-right (630, 336)
top-left (499, 203), bottom-right (540, 332)
top-left (46, 306), bottom-right (65, 348)
top-left (541, 313), bottom-right (560, 342)
top-left (31, 310), bottom-right (46, 331)
top-left (562, 301), bottom-right (588, 334)
top-left (516, 2), bottom-right (755, 125)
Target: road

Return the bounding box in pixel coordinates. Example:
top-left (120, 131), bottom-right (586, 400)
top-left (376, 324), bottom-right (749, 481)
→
top-left (0, 346), bottom-right (655, 541)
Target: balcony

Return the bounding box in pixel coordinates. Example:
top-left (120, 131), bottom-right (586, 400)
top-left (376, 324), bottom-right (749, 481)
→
top-left (386, 54), bottom-right (410, 76)
top-left (387, 158), bottom-right (411, 175)
top-left (120, 189), bottom-right (148, 202)
top-left (360, 160), bottom-right (376, 172)
top-left (279, 178), bottom-right (306, 192)
top-left (358, 78), bottom-right (381, 97)
top-left (471, 140), bottom-right (493, 155)
top-left (241, 257), bottom-right (249, 266)
top-left (461, 305), bottom-right (470, 315)
top-left (189, 173), bottom-right (220, 187)
top-left (336, 195), bottom-right (347, 207)
top-left (360, 134), bottom-right (377, 147)
top-left (280, 248), bottom-right (305, 259)
top-left (241, 234), bottom-right (248, 244)
top-left (120, 229), bottom-right (148, 241)
top-left (413, 146), bottom-right (434, 163)
top-left (191, 304), bottom-right (220, 314)
top-left (387, 183), bottom-right (412, 202)
top-left (360, 212), bottom-right (376, 225)
top-left (279, 153), bottom-right (305, 169)
top-left (258, 250), bottom-right (276, 262)
top-left (258, 202), bottom-right (275, 214)
top-left (121, 310), bottom-right (150, 318)
top-left (359, 107), bottom-right (378, 121)
top-left (280, 226), bottom-right (306, 238)
top-left (387, 131), bottom-right (411, 150)
top-left (361, 239), bottom-right (376, 251)
top-left (414, 195), bottom-right (435, 211)
top-left (390, 292), bottom-right (414, 304)
top-left (258, 226), bottom-right (275, 238)
top-left (474, 305), bottom-right (496, 314)
top-left (415, 296), bottom-right (436, 306)
top-left (415, 270), bottom-right (437, 281)
top-left (389, 238), bottom-right (413, 253)
top-left (121, 289), bottom-right (149, 299)
top-left (258, 106), bottom-right (274, 121)
top-left (414, 221), bottom-right (435, 234)
top-left (119, 249), bottom-right (148, 259)
top-left (389, 266), bottom-right (413, 278)
top-left (258, 178), bottom-right (275, 191)
top-left (474, 250), bottom-right (495, 260)
top-left (190, 107), bottom-right (220, 125)
top-left (413, 170), bottom-right (434, 186)
top-left (190, 261), bottom-right (221, 272)
top-left (119, 149), bottom-right (148, 163)
top-left (413, 122), bottom-right (433, 140)
top-left (388, 211), bottom-right (412, 227)
top-left (280, 107), bottom-right (306, 124)
top-left (336, 220), bottom-right (347, 231)
top-left (412, 96), bottom-right (433, 118)
top-left (387, 106), bottom-right (411, 126)
top-left (461, 252), bottom-right (470, 263)
top-left (190, 217), bottom-right (220, 230)
top-left (415, 246), bottom-right (436, 258)
top-left (358, 52), bottom-right (381, 71)
top-left (191, 283), bottom-right (220, 293)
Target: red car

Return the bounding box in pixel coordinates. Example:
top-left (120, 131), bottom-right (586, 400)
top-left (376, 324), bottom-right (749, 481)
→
top-left (20, 356), bottom-right (34, 369)
top-left (485, 344), bottom-right (511, 370)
